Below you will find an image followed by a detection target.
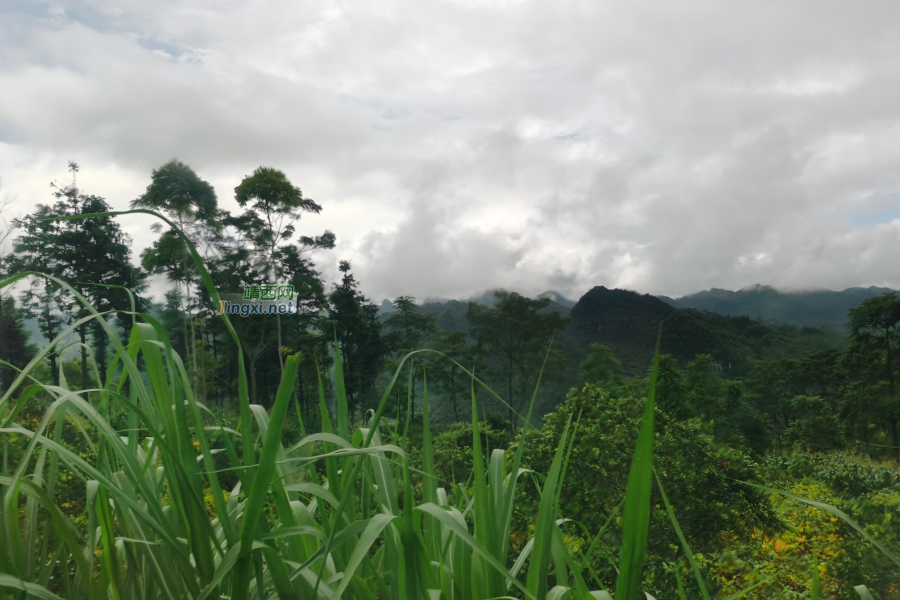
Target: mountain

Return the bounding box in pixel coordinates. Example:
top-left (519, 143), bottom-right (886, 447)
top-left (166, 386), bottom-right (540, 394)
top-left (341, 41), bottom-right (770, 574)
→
top-left (659, 285), bottom-right (895, 331)
top-left (536, 290), bottom-right (576, 308)
top-left (562, 286), bottom-right (845, 377)
top-left (417, 299), bottom-right (471, 333)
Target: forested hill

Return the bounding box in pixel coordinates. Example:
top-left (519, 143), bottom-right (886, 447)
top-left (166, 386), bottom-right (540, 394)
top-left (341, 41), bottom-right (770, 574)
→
top-left (564, 286), bottom-right (845, 376)
top-left (658, 284), bottom-right (894, 331)
top-left (381, 292), bottom-right (573, 333)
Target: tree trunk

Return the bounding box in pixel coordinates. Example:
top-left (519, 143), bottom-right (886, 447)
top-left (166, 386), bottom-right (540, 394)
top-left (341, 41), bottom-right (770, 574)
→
top-left (46, 313), bottom-right (59, 387)
top-left (79, 324), bottom-right (88, 391)
top-left (277, 313), bottom-right (284, 372)
top-left (94, 321), bottom-right (107, 384)
top-left (210, 328), bottom-right (220, 405)
top-left (451, 367), bottom-right (459, 422)
top-left (885, 326), bottom-right (896, 398)
top-left (508, 353), bottom-right (514, 429)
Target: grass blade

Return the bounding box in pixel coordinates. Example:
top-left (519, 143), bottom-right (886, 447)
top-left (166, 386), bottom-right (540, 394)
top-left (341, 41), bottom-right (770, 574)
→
top-left (614, 334), bottom-right (661, 600)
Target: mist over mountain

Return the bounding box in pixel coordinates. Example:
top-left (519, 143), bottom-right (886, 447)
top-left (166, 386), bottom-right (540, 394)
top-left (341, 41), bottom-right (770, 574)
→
top-left (658, 285), bottom-right (896, 331)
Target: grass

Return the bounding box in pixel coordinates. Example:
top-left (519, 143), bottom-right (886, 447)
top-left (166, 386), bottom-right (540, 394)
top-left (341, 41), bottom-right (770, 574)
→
top-left (0, 209), bottom-right (893, 599)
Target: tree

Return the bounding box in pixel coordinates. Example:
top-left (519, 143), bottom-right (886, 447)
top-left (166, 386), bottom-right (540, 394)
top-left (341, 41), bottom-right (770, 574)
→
top-left (0, 296), bottom-right (36, 396)
top-left (428, 330), bottom-right (471, 422)
top-left (10, 167), bottom-right (146, 387)
top-left (848, 292), bottom-right (900, 447)
top-left (134, 160), bottom-right (221, 394)
top-left (579, 343), bottom-right (623, 385)
top-left (383, 296), bottom-right (436, 354)
top-left (327, 260), bottom-right (385, 415)
top-left (466, 291), bottom-right (569, 428)
top-left (685, 354), bottom-right (725, 421)
top-left (652, 354), bottom-right (693, 419)
top-left (232, 167), bottom-right (333, 370)
top-left (6, 204), bottom-right (67, 385)
top-left (207, 166), bottom-right (333, 404)
top-left (381, 296), bottom-right (437, 421)
top-left (0, 182), bottom-right (32, 394)
top-left (849, 292), bottom-right (900, 396)
top-left (52, 183), bottom-right (147, 384)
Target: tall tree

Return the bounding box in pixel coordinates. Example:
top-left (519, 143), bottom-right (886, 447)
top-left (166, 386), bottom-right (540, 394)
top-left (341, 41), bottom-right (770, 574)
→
top-left (10, 166), bottom-right (146, 387)
top-left (232, 166), bottom-right (333, 372)
top-left (428, 330), bottom-right (470, 422)
top-left (133, 160), bottom-right (220, 392)
top-left (848, 292), bottom-right (900, 447)
top-left (0, 182), bottom-right (33, 394)
top-left (6, 204), bottom-right (67, 385)
top-left (382, 296), bottom-right (437, 421)
top-left (579, 342), bottom-right (623, 385)
top-left (0, 296), bottom-right (35, 396)
top-left (466, 291), bottom-right (569, 427)
top-left (213, 166), bottom-right (333, 403)
top-left (327, 260), bottom-right (385, 415)
top-left (383, 296), bottom-right (436, 354)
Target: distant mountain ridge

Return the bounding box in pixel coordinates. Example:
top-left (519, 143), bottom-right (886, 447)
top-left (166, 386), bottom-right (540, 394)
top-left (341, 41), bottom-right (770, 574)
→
top-left (658, 285), bottom-right (895, 331)
top-left (564, 286), bottom-right (845, 377)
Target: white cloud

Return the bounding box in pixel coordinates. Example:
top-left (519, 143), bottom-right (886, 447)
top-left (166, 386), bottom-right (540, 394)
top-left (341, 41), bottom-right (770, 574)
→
top-left (2, 0), bottom-right (900, 303)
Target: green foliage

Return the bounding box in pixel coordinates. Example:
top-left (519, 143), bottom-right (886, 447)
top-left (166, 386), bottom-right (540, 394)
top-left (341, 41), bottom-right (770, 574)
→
top-left (132, 159), bottom-right (218, 224)
top-left (665, 285), bottom-right (893, 332)
top-left (9, 179), bottom-right (147, 387)
top-left (566, 286), bottom-right (845, 378)
top-left (467, 291), bottom-right (570, 425)
top-left (328, 260), bottom-right (386, 413)
top-left (0, 297), bottom-right (36, 396)
top-left (2, 181), bottom-right (898, 599)
top-left (522, 384), bottom-right (776, 593)
top-left (579, 342), bottom-right (623, 385)
top-left (383, 295), bottom-right (437, 354)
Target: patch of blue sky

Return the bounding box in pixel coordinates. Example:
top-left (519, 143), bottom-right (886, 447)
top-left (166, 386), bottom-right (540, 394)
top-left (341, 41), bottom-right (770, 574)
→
top-left (0, 121), bottom-right (24, 145)
top-left (134, 37), bottom-right (195, 62)
top-left (553, 130), bottom-right (583, 141)
top-left (846, 210), bottom-right (900, 228)
top-left (845, 190), bottom-right (900, 228)
top-left (44, 2), bottom-right (117, 34)
top-left (2, 2), bottom-right (49, 19)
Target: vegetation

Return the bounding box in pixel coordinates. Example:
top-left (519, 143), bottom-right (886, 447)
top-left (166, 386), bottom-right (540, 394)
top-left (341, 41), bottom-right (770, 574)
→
top-left (662, 285), bottom-right (894, 332)
top-left (1, 161), bottom-right (899, 598)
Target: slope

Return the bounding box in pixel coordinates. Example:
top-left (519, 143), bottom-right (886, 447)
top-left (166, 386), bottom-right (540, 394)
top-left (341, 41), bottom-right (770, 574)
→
top-left (660, 285), bottom-right (894, 331)
top-left (564, 286), bottom-right (845, 377)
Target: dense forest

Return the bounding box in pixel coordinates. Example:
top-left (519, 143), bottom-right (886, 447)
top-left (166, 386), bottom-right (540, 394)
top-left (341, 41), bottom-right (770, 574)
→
top-left (1, 162), bottom-right (900, 599)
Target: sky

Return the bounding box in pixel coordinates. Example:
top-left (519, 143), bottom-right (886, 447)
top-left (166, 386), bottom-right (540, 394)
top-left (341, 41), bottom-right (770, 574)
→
top-left (2, 0), bottom-right (900, 304)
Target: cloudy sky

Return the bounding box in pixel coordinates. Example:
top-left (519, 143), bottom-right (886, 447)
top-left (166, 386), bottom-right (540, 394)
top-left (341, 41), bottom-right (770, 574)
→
top-left (2, 0), bottom-right (900, 303)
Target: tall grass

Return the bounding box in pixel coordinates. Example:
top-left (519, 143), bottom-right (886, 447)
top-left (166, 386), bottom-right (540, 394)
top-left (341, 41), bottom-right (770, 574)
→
top-left (0, 209), bottom-right (891, 599)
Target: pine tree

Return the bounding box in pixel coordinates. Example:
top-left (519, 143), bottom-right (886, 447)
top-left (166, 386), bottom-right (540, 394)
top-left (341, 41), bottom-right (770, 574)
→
top-left (9, 165), bottom-right (146, 386)
top-left (328, 261), bottom-right (385, 415)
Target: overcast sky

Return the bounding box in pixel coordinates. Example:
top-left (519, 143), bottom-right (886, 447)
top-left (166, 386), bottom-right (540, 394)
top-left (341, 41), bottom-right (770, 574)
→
top-left (2, 1), bottom-right (900, 303)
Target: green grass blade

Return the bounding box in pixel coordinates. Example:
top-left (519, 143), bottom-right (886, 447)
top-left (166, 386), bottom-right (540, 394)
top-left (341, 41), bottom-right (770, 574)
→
top-left (233, 352), bottom-right (302, 598)
top-left (469, 374), bottom-right (498, 598)
top-left (614, 335), bottom-right (661, 600)
top-left (525, 416), bottom-right (572, 600)
top-left (653, 468), bottom-right (710, 600)
top-left (332, 331), bottom-right (350, 441)
top-left (0, 574), bottom-right (65, 600)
